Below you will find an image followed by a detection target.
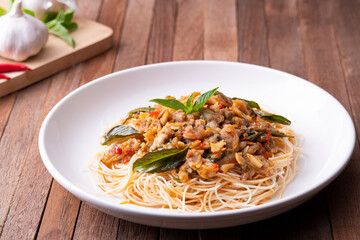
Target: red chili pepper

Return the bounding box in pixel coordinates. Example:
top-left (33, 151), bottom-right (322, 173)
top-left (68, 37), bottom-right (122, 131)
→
top-left (219, 169), bottom-right (223, 173)
top-left (149, 110), bottom-right (160, 117)
top-left (266, 129), bottom-right (271, 143)
top-left (218, 104), bottom-right (224, 109)
top-left (199, 142), bottom-right (206, 148)
top-left (114, 147), bottom-right (122, 154)
top-left (240, 137), bottom-right (247, 141)
top-left (0, 63), bottom-right (31, 73)
top-left (123, 157), bottom-right (130, 164)
top-left (227, 108), bottom-right (233, 111)
top-left (214, 163), bottom-right (219, 168)
top-left (257, 142), bottom-right (262, 148)
top-left (0, 73), bottom-right (10, 80)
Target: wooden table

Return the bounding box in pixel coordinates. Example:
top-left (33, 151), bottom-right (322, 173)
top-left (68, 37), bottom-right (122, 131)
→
top-left (0, 0), bottom-right (359, 239)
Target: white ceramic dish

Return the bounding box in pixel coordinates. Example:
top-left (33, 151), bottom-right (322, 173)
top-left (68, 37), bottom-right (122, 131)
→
top-left (39, 61), bottom-right (355, 229)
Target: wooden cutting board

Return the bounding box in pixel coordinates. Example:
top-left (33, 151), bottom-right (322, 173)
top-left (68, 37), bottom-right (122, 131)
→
top-left (0, 17), bottom-right (113, 98)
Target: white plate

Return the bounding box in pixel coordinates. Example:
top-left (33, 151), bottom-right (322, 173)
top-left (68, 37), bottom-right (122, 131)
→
top-left (39, 61), bottom-right (355, 229)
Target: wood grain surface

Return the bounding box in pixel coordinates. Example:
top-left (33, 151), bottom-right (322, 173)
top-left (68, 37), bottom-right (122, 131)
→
top-left (0, 0), bottom-right (359, 239)
top-left (0, 17), bottom-right (113, 98)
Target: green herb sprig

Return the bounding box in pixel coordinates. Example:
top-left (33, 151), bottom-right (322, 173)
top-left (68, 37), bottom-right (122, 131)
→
top-left (43, 8), bottom-right (78, 48)
top-left (150, 87), bottom-right (219, 114)
top-left (102, 124), bottom-right (142, 145)
top-left (133, 147), bottom-right (189, 173)
top-left (241, 130), bottom-right (293, 142)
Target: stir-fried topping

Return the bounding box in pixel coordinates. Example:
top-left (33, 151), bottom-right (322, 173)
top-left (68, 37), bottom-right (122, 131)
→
top-left (101, 88), bottom-right (293, 182)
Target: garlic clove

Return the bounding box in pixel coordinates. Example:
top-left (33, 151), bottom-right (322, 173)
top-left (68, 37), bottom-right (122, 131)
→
top-left (0, 0), bottom-right (49, 61)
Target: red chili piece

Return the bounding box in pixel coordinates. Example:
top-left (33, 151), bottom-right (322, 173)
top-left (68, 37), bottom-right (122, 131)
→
top-left (219, 169), bottom-right (224, 173)
top-left (0, 63), bottom-right (31, 73)
top-left (149, 110), bottom-right (160, 117)
top-left (266, 129), bottom-right (271, 143)
top-left (114, 147), bottom-right (122, 154)
top-left (123, 157), bottom-right (130, 164)
top-left (0, 73), bottom-right (10, 80)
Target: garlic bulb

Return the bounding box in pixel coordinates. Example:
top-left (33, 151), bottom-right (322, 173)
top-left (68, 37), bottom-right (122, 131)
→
top-left (0, 0), bottom-right (49, 61)
top-left (22, 0), bottom-right (77, 18)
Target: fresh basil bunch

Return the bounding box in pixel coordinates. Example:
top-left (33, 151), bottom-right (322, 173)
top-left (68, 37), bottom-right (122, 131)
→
top-left (42, 8), bottom-right (78, 48)
top-left (150, 87), bottom-right (219, 114)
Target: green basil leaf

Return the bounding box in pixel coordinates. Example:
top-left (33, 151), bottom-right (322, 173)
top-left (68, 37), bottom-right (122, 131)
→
top-left (0, 7), bottom-right (6, 16)
top-left (48, 22), bottom-right (75, 47)
top-left (254, 110), bottom-right (291, 125)
top-left (133, 147), bottom-right (189, 173)
top-left (66, 22), bottom-right (78, 32)
top-left (186, 92), bottom-right (195, 111)
top-left (123, 107), bottom-right (155, 123)
top-left (232, 97), bottom-right (261, 109)
top-left (244, 131), bottom-right (266, 141)
top-left (42, 12), bottom-right (58, 23)
top-left (150, 99), bottom-right (187, 112)
top-left (242, 130), bottom-right (293, 142)
top-left (192, 87), bottom-right (219, 112)
top-left (22, 9), bottom-right (35, 16)
top-left (63, 8), bottom-right (74, 25)
top-left (55, 8), bottom-right (64, 22)
top-left (102, 125), bottom-right (142, 145)
top-left (269, 131), bottom-right (293, 138)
